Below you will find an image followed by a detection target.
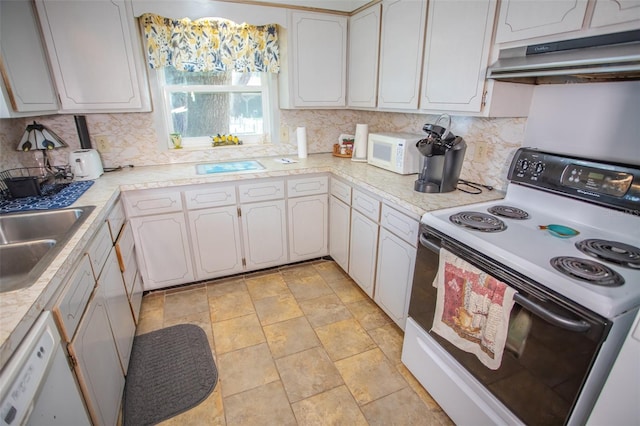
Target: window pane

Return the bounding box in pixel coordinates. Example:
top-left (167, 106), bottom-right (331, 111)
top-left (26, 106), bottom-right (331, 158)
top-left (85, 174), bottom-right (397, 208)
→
top-left (230, 92), bottom-right (263, 134)
top-left (164, 67), bottom-right (261, 87)
top-left (169, 91), bottom-right (263, 137)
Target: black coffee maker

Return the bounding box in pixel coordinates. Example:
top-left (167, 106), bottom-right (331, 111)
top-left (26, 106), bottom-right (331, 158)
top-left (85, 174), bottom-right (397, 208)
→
top-left (414, 114), bottom-right (467, 193)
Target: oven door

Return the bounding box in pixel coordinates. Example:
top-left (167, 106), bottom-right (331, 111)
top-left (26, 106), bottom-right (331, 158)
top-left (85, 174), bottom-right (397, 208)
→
top-left (404, 226), bottom-right (610, 426)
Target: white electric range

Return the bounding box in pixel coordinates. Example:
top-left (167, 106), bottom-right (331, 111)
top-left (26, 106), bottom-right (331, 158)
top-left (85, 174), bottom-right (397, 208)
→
top-left (403, 147), bottom-right (640, 425)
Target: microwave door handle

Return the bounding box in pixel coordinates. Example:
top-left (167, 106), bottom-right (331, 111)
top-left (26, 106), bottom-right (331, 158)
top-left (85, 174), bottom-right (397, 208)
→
top-left (513, 293), bottom-right (591, 333)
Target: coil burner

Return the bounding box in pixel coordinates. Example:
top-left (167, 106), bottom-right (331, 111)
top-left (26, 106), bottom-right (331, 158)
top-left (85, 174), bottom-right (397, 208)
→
top-left (449, 211), bottom-right (507, 232)
top-left (487, 205), bottom-right (529, 220)
top-left (576, 239), bottom-right (640, 269)
top-left (550, 256), bottom-right (625, 287)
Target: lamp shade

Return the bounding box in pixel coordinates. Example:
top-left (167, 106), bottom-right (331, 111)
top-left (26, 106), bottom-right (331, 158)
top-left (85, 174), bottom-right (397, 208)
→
top-left (17, 121), bottom-right (68, 151)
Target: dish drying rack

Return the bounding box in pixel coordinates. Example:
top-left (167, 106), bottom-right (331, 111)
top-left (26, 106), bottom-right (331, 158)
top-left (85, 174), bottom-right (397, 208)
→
top-left (0, 166), bottom-right (73, 200)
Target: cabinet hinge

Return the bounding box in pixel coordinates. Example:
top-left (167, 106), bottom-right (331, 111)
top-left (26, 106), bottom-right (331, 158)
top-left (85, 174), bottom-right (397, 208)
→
top-left (242, 258), bottom-right (246, 267)
top-left (482, 90), bottom-right (488, 107)
top-left (237, 207), bottom-right (242, 217)
top-left (68, 353), bottom-right (78, 367)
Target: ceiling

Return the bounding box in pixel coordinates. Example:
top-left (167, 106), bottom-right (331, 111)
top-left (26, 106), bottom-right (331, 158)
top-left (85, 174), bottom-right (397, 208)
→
top-left (248, 0), bottom-right (374, 13)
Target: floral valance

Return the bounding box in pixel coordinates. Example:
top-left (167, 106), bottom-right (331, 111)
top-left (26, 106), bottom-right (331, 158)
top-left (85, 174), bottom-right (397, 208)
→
top-left (140, 13), bottom-right (280, 73)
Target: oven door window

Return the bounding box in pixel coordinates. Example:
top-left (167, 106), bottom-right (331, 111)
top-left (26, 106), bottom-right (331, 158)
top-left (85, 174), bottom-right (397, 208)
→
top-left (408, 231), bottom-right (608, 425)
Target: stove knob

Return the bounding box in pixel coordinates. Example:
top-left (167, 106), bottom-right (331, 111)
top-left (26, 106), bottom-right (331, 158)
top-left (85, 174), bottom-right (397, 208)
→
top-left (534, 162), bottom-right (544, 174)
top-left (518, 159), bottom-right (530, 172)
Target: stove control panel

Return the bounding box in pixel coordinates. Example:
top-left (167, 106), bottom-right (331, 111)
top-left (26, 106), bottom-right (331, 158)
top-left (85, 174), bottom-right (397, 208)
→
top-left (508, 148), bottom-right (640, 213)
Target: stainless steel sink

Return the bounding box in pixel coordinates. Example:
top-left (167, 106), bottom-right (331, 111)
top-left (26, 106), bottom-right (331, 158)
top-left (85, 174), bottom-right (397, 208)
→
top-left (0, 206), bottom-right (95, 293)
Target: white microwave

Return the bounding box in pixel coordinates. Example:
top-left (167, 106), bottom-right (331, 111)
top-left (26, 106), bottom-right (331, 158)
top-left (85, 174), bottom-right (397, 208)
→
top-left (367, 132), bottom-right (423, 174)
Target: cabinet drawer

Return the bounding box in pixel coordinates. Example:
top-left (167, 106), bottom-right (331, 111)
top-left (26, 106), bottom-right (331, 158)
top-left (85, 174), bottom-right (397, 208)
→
top-left (53, 254), bottom-right (95, 342)
top-left (352, 189), bottom-right (380, 222)
top-left (115, 222), bottom-right (135, 272)
top-left (106, 199), bottom-right (125, 242)
top-left (330, 178), bottom-right (352, 204)
top-left (87, 223), bottom-right (112, 279)
top-left (238, 180), bottom-right (285, 203)
top-left (124, 188), bottom-right (183, 216)
top-left (287, 175), bottom-right (328, 197)
top-left (184, 184), bottom-right (237, 210)
top-left (380, 204), bottom-right (419, 246)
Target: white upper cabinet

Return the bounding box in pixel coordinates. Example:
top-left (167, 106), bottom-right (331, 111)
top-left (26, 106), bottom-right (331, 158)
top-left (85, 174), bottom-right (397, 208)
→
top-left (495, 0), bottom-right (640, 45)
top-left (281, 10), bottom-right (347, 108)
top-left (347, 4), bottom-right (381, 108)
top-left (35, 0), bottom-right (150, 113)
top-left (590, 0), bottom-right (640, 28)
top-left (377, 0), bottom-right (427, 110)
top-left (495, 0), bottom-right (589, 43)
top-left (420, 0), bottom-right (497, 113)
top-left (0, 0), bottom-right (58, 117)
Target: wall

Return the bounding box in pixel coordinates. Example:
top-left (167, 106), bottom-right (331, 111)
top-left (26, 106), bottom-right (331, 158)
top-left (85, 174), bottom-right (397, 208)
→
top-left (0, 110), bottom-right (525, 190)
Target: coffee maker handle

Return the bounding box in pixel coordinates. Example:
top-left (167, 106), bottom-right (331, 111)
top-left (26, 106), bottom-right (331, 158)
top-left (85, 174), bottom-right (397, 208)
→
top-left (434, 113), bottom-right (451, 141)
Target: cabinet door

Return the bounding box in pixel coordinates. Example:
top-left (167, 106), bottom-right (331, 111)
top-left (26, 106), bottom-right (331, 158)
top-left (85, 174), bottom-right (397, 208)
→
top-left (131, 212), bottom-right (195, 290)
top-left (329, 196), bottom-right (351, 272)
top-left (34, 0), bottom-right (150, 112)
top-left (101, 250), bottom-right (135, 374)
top-left (0, 0), bottom-right (58, 116)
top-left (377, 0), bottom-right (427, 110)
top-left (421, 0), bottom-right (496, 113)
top-left (347, 4), bottom-right (381, 108)
top-left (374, 228), bottom-right (416, 330)
top-left (590, 0), bottom-right (640, 28)
top-left (289, 11), bottom-right (347, 107)
top-left (288, 194), bottom-right (328, 262)
top-left (349, 210), bottom-right (379, 297)
top-left (129, 271), bottom-right (144, 324)
top-left (69, 285), bottom-right (124, 426)
top-left (495, 0), bottom-right (588, 43)
top-left (241, 200), bottom-right (288, 270)
top-left (188, 205), bottom-right (244, 280)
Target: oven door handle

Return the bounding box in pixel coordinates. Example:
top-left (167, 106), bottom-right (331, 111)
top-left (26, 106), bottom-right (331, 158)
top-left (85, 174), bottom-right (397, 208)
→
top-left (513, 294), bottom-right (591, 333)
top-left (419, 234), bottom-right (592, 333)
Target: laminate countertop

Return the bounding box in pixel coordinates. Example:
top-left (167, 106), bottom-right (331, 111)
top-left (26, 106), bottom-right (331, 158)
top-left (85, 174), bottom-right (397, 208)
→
top-left (0, 153), bottom-right (503, 368)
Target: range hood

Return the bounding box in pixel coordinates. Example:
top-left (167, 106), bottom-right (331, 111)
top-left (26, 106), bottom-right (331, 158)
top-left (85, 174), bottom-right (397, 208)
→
top-left (488, 30), bottom-right (640, 84)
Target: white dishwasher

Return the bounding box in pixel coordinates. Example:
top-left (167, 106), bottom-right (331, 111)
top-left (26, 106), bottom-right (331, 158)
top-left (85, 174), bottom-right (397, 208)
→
top-left (0, 311), bottom-right (90, 425)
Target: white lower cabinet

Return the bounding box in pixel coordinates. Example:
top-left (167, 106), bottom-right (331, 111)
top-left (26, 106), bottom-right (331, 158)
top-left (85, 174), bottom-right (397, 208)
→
top-left (349, 209), bottom-right (379, 297)
top-left (53, 207), bottom-right (138, 426)
top-left (68, 284), bottom-right (124, 426)
top-left (101, 249), bottom-right (135, 374)
top-left (130, 212), bottom-right (194, 290)
top-left (329, 195), bottom-right (351, 271)
top-left (288, 194), bottom-right (328, 262)
top-left (188, 206), bottom-right (244, 280)
top-left (376, 205), bottom-right (420, 329)
top-left (374, 228), bottom-right (417, 329)
top-left (241, 199), bottom-right (288, 270)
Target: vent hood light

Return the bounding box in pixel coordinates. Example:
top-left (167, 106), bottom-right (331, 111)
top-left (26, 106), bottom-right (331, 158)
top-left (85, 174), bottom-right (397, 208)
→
top-left (488, 30), bottom-right (640, 84)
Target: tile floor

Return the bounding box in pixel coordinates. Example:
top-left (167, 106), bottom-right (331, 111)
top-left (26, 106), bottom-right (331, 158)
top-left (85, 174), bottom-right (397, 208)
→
top-left (135, 260), bottom-right (453, 426)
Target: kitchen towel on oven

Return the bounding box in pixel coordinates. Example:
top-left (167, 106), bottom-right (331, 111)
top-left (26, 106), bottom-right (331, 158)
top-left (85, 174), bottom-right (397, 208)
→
top-left (431, 249), bottom-right (516, 370)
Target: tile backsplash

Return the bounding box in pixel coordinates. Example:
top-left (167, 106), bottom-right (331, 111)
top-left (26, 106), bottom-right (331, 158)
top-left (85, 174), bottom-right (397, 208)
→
top-left (0, 110), bottom-right (525, 190)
